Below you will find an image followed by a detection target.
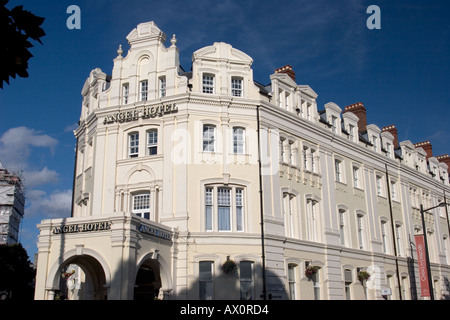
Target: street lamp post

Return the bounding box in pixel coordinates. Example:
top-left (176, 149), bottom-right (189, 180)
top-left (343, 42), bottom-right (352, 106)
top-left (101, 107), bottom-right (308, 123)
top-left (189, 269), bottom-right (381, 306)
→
top-left (419, 202), bottom-right (448, 300)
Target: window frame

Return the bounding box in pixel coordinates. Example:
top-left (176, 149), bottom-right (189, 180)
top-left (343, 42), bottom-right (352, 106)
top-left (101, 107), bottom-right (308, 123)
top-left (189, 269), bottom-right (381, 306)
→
top-left (352, 165), bottom-right (362, 189)
top-left (203, 124), bottom-right (216, 152)
top-left (204, 185), bottom-right (246, 232)
top-left (140, 80), bottom-right (148, 101)
top-left (199, 261), bottom-right (214, 300)
top-left (147, 129), bottom-right (158, 156)
top-left (123, 83), bottom-right (129, 105)
top-left (239, 261), bottom-right (254, 300)
top-left (132, 192), bottom-right (150, 220)
top-left (231, 77), bottom-right (243, 97)
top-left (128, 132), bottom-right (139, 158)
top-left (356, 211), bottom-right (367, 250)
top-left (202, 74), bottom-right (215, 94)
top-left (159, 76), bottom-right (166, 98)
top-left (335, 158), bottom-right (344, 183)
top-left (233, 127), bottom-right (246, 154)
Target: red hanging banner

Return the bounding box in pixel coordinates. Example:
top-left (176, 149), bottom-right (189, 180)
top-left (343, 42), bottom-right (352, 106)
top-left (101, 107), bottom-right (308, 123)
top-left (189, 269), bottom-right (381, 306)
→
top-left (415, 235), bottom-right (430, 297)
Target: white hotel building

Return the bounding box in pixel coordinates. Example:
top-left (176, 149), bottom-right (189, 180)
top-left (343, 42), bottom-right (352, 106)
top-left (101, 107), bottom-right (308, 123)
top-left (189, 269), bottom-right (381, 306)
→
top-left (34, 22), bottom-right (450, 300)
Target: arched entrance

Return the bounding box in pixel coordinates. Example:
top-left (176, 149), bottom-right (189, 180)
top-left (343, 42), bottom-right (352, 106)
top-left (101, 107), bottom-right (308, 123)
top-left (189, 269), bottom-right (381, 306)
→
top-left (54, 255), bottom-right (108, 300)
top-left (134, 259), bottom-right (162, 300)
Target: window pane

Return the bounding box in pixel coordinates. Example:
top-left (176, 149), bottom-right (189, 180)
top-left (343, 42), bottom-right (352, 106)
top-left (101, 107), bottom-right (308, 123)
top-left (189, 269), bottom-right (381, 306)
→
top-left (123, 84), bottom-right (129, 104)
top-left (206, 205), bottom-right (213, 231)
top-left (205, 188), bottom-right (213, 205)
top-left (199, 261), bottom-right (213, 300)
top-left (240, 261), bottom-right (253, 300)
top-left (203, 125), bottom-right (215, 152)
top-left (232, 78), bottom-right (242, 97)
top-left (199, 261), bottom-right (212, 280)
top-left (218, 207), bottom-right (230, 231)
top-left (160, 77), bottom-right (166, 97)
top-left (233, 127), bottom-right (245, 154)
top-left (203, 75), bottom-right (214, 94)
top-left (218, 188), bottom-right (231, 206)
top-left (141, 80), bottom-right (148, 101)
top-left (129, 133), bottom-right (139, 157)
top-left (218, 189), bottom-right (231, 230)
top-left (236, 189), bottom-right (243, 231)
top-left (148, 130), bottom-right (158, 155)
top-left (133, 193), bottom-right (150, 219)
top-left (240, 261), bottom-right (252, 279)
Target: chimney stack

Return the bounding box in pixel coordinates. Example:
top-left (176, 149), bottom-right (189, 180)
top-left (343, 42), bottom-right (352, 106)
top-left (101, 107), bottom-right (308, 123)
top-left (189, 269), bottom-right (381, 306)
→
top-left (344, 102), bottom-right (367, 133)
top-left (275, 65), bottom-right (296, 82)
top-left (382, 125), bottom-right (399, 149)
top-left (414, 141), bottom-right (433, 160)
top-left (437, 154), bottom-right (450, 169)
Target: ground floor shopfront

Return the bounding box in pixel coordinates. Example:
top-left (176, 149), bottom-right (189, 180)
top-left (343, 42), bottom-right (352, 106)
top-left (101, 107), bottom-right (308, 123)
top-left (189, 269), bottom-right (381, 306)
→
top-left (34, 214), bottom-right (450, 300)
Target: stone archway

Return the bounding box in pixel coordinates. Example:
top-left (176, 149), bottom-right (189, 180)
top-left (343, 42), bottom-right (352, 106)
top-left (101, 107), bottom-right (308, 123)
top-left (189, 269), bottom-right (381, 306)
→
top-left (134, 250), bottom-right (173, 300)
top-left (134, 259), bottom-right (162, 300)
top-left (56, 255), bottom-right (108, 300)
top-left (45, 248), bottom-right (111, 300)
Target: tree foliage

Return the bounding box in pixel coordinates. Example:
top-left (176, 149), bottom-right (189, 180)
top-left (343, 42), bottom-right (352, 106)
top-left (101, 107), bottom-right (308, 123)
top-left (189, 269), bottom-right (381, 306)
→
top-left (0, 0), bottom-right (45, 88)
top-left (0, 243), bottom-right (36, 300)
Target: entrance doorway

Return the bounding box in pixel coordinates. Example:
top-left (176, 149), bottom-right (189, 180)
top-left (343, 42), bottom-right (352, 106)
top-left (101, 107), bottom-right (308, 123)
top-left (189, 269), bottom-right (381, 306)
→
top-left (56, 255), bottom-right (107, 300)
top-left (134, 259), bottom-right (162, 300)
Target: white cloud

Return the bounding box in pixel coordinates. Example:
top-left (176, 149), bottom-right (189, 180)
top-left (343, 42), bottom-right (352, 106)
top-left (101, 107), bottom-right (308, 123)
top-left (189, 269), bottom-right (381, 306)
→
top-left (64, 123), bottom-right (78, 133)
top-left (26, 189), bottom-right (72, 219)
top-left (0, 126), bottom-right (69, 220)
top-left (23, 167), bottom-right (60, 188)
top-left (0, 126), bottom-right (58, 170)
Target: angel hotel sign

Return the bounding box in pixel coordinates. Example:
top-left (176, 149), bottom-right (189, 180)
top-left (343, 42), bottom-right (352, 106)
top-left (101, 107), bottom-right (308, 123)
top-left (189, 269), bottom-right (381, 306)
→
top-left (52, 222), bottom-right (112, 234)
top-left (103, 103), bottom-right (178, 125)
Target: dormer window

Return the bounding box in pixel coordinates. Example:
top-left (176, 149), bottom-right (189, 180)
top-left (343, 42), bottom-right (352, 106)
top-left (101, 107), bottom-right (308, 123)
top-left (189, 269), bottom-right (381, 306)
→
top-left (386, 142), bottom-right (392, 158)
top-left (331, 116), bottom-right (338, 133)
top-left (349, 124), bottom-right (355, 142)
top-left (372, 136), bottom-right (378, 152)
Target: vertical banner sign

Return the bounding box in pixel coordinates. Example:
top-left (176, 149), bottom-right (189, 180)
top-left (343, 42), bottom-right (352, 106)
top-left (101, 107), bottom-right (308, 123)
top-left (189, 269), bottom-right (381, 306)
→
top-left (415, 235), bottom-right (430, 297)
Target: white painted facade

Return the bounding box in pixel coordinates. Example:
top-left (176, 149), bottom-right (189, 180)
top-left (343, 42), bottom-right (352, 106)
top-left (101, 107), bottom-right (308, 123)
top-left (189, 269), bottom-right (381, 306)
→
top-left (35, 22), bottom-right (450, 300)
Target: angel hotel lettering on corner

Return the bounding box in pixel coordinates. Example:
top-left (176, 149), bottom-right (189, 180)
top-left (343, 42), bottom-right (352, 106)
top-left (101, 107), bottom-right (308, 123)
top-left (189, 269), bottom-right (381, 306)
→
top-left (103, 103), bottom-right (178, 125)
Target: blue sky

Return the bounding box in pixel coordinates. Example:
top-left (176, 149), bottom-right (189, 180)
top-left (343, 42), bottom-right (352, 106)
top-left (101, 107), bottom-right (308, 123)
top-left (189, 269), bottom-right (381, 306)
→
top-left (1, 0), bottom-right (449, 261)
